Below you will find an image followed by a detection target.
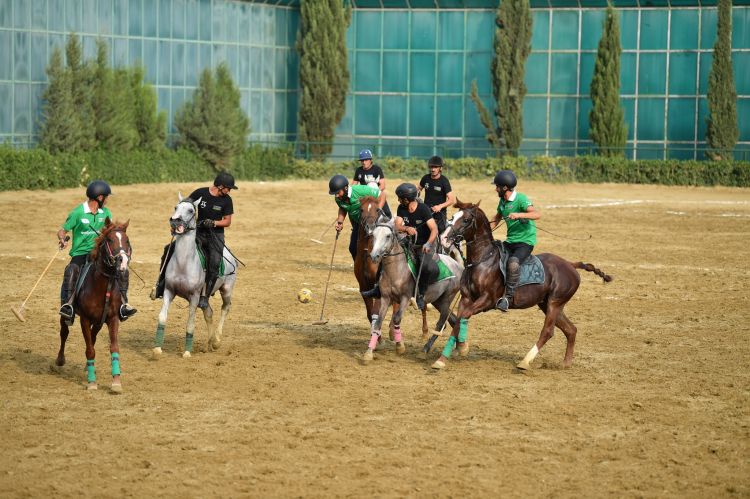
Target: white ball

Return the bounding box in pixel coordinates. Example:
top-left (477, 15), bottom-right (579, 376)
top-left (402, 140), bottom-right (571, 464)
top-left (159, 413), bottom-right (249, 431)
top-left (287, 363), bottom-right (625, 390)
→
top-left (297, 288), bottom-right (312, 303)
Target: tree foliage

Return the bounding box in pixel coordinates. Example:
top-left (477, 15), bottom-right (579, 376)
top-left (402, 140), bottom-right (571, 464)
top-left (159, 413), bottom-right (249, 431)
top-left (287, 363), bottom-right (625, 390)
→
top-left (296, 0), bottom-right (352, 159)
top-left (39, 48), bottom-right (83, 153)
top-left (174, 62), bottom-right (250, 170)
top-left (65, 34), bottom-right (96, 151)
top-left (92, 39), bottom-right (138, 151)
top-left (130, 66), bottom-right (167, 150)
top-left (706, 0), bottom-right (738, 159)
top-left (589, 3), bottom-right (628, 157)
top-left (471, 0), bottom-right (532, 156)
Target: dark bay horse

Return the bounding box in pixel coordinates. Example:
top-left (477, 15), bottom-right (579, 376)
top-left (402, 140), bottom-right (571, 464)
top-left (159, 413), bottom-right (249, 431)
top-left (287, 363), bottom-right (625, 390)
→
top-left (430, 200), bottom-right (612, 371)
top-left (56, 219), bottom-right (132, 392)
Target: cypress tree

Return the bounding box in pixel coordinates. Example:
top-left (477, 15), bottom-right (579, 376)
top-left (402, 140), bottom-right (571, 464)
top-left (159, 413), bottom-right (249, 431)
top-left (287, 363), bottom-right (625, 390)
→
top-left (297, 0), bottom-right (351, 159)
top-left (706, 0), bottom-right (738, 160)
top-left (65, 34), bottom-right (96, 151)
top-left (471, 0), bottom-right (532, 156)
top-left (175, 63), bottom-right (250, 169)
top-left (39, 48), bottom-right (82, 153)
top-left (589, 2), bottom-right (627, 157)
top-left (92, 39), bottom-right (138, 151)
top-left (130, 66), bottom-right (167, 150)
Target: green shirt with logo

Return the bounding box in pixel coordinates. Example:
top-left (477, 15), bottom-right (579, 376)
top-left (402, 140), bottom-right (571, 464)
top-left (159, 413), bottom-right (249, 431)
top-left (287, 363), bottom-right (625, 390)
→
top-left (497, 192), bottom-right (536, 246)
top-left (335, 185), bottom-right (381, 224)
top-left (62, 203), bottom-right (113, 257)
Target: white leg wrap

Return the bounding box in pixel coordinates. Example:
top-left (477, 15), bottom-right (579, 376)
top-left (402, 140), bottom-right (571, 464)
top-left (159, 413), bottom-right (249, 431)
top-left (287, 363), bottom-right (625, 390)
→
top-left (523, 345), bottom-right (539, 364)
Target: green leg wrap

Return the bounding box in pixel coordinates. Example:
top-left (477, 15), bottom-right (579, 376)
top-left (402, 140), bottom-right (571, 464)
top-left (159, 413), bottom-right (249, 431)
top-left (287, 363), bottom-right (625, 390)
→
top-left (185, 332), bottom-right (194, 352)
top-left (458, 318), bottom-right (469, 343)
top-left (111, 352), bottom-right (121, 376)
top-left (441, 336), bottom-right (457, 358)
top-left (155, 323), bottom-right (165, 347)
top-left (86, 359), bottom-right (96, 384)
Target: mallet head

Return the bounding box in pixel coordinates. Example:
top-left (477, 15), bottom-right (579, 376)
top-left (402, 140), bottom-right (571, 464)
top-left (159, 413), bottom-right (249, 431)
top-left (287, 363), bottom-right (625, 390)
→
top-left (10, 306), bottom-right (26, 322)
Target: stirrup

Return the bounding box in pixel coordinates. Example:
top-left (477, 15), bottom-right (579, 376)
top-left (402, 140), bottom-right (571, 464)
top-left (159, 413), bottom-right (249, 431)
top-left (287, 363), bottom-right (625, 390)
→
top-left (496, 296), bottom-right (510, 312)
top-left (59, 303), bottom-right (74, 320)
top-left (119, 304), bottom-right (137, 321)
top-left (360, 285), bottom-right (381, 299)
top-left (198, 296), bottom-right (209, 309)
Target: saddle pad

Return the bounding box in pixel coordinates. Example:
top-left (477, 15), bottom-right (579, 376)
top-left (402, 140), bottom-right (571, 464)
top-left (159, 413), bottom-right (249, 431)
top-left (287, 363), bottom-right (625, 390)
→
top-left (405, 251), bottom-right (455, 283)
top-left (196, 246), bottom-right (225, 277)
top-left (518, 255), bottom-right (545, 286)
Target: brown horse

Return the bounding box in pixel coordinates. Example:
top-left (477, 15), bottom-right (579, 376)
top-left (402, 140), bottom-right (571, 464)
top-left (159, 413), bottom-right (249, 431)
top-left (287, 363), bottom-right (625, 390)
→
top-left (56, 219), bottom-right (131, 392)
top-left (430, 200), bottom-right (612, 371)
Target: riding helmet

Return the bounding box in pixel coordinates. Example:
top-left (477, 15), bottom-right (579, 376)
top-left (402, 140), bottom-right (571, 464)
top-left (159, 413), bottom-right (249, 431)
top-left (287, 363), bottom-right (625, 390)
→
top-left (492, 170), bottom-right (517, 190)
top-left (428, 155), bottom-right (444, 169)
top-left (214, 171), bottom-right (239, 189)
top-left (358, 149), bottom-right (373, 161)
top-left (86, 180), bottom-right (112, 200)
top-left (395, 183), bottom-right (419, 201)
top-left (328, 174), bottom-right (349, 195)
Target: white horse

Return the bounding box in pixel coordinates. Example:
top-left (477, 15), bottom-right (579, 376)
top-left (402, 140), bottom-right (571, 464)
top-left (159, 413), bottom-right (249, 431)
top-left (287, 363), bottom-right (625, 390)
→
top-left (152, 194), bottom-right (238, 358)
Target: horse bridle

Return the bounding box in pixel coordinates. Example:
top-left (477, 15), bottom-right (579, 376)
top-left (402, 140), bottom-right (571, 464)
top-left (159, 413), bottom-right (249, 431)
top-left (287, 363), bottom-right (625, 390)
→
top-left (170, 200), bottom-right (197, 235)
top-left (98, 228), bottom-right (132, 275)
top-left (371, 222), bottom-right (405, 258)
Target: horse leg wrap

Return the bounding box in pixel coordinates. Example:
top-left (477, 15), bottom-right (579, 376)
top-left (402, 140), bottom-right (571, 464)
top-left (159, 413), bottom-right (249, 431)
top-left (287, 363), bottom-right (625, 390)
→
top-left (111, 352), bottom-right (121, 376)
top-left (393, 326), bottom-right (402, 343)
top-left (458, 318), bottom-right (469, 343)
top-left (185, 333), bottom-right (194, 353)
top-left (86, 359), bottom-right (96, 383)
top-left (155, 324), bottom-right (165, 347)
top-left (441, 336), bottom-right (457, 358)
top-left (368, 332), bottom-right (381, 350)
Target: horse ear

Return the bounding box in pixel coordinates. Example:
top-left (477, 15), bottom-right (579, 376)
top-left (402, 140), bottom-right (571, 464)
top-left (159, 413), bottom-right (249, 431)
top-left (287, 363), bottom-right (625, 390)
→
top-left (476, 200), bottom-right (482, 207)
top-left (123, 219), bottom-right (130, 230)
top-left (178, 192), bottom-right (183, 202)
top-left (193, 196), bottom-right (202, 207)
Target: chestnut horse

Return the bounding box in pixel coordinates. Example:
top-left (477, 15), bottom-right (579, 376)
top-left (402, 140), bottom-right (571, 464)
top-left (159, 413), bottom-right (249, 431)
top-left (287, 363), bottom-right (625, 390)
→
top-left (56, 219), bottom-right (131, 392)
top-left (430, 200), bottom-right (612, 371)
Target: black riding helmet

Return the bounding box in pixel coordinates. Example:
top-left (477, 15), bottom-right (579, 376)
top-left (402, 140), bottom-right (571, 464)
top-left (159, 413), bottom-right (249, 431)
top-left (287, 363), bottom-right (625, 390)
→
top-left (428, 155), bottom-right (444, 169)
top-left (86, 180), bottom-right (112, 200)
top-left (214, 171), bottom-right (238, 189)
top-left (395, 183), bottom-right (418, 201)
top-left (328, 174), bottom-right (349, 195)
top-left (492, 170), bottom-right (517, 190)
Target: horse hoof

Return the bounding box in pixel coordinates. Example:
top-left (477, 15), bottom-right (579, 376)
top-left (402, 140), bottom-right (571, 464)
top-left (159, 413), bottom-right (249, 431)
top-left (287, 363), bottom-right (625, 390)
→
top-left (110, 383), bottom-right (123, 394)
top-left (362, 350), bottom-right (374, 363)
top-left (182, 351), bottom-right (192, 359)
top-left (396, 343), bottom-right (406, 355)
top-left (55, 356), bottom-right (65, 367)
top-left (458, 343), bottom-right (469, 357)
top-left (87, 383), bottom-right (98, 391)
top-left (152, 347), bottom-right (162, 358)
top-left (210, 338), bottom-right (221, 350)
top-left (516, 361), bottom-right (530, 371)
top-left (431, 360), bottom-right (446, 370)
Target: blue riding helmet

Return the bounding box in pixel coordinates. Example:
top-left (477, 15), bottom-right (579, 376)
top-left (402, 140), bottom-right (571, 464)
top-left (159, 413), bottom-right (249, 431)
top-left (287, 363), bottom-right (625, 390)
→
top-left (358, 149), bottom-right (373, 161)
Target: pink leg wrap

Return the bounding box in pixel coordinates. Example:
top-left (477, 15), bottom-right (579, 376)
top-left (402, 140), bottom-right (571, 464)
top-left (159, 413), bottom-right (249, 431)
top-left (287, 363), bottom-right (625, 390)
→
top-left (368, 333), bottom-right (380, 350)
top-left (393, 327), bottom-right (402, 343)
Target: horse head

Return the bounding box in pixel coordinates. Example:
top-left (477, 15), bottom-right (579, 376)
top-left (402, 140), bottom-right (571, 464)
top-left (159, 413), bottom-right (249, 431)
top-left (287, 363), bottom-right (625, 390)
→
top-left (92, 218), bottom-right (131, 274)
top-left (441, 199), bottom-right (485, 247)
top-left (360, 196), bottom-right (386, 236)
top-left (369, 218), bottom-right (397, 263)
top-left (170, 193), bottom-right (200, 235)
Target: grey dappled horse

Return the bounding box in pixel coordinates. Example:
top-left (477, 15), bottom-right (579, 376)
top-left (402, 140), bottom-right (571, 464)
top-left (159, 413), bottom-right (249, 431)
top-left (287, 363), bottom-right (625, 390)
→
top-left (152, 194), bottom-right (238, 358)
top-left (363, 217), bottom-right (464, 362)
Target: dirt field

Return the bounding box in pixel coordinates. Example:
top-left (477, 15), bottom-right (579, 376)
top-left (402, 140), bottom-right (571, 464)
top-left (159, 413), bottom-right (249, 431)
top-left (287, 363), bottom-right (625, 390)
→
top-left (0, 178), bottom-right (748, 498)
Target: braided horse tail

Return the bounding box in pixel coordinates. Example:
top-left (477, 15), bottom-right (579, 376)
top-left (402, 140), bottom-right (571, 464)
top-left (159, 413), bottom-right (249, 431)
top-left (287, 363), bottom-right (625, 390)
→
top-left (571, 261), bottom-right (614, 283)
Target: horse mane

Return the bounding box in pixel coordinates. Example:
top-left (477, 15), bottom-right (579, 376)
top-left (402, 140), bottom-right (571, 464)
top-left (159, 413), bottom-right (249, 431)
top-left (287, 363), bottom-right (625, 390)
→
top-left (90, 220), bottom-right (129, 260)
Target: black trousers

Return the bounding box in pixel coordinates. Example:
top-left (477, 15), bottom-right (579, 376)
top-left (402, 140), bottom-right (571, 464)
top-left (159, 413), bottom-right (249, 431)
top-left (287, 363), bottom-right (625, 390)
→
top-left (502, 241), bottom-right (533, 264)
top-left (197, 230), bottom-right (225, 294)
top-left (413, 244), bottom-right (439, 294)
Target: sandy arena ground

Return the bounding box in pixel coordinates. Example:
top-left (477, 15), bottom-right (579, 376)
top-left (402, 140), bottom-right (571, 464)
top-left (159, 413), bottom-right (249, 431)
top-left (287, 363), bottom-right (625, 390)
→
top-left (0, 178), bottom-right (748, 498)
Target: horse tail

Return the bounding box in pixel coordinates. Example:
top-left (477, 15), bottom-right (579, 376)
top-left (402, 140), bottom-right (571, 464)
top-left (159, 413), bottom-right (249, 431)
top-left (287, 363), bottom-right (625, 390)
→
top-left (571, 261), bottom-right (613, 283)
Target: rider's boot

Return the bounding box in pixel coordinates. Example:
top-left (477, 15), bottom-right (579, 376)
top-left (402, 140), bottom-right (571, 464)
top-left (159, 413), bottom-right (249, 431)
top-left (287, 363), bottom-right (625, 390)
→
top-left (150, 243), bottom-right (172, 300)
top-left (496, 257), bottom-right (521, 312)
top-left (198, 275), bottom-right (218, 309)
top-left (360, 283), bottom-right (381, 299)
top-left (59, 264), bottom-right (80, 323)
top-left (415, 279), bottom-right (428, 311)
top-left (118, 271), bottom-right (137, 321)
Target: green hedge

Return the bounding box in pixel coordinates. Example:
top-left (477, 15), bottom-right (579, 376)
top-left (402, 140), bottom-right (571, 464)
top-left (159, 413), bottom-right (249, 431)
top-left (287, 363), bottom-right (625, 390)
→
top-left (1, 145), bottom-right (749, 191)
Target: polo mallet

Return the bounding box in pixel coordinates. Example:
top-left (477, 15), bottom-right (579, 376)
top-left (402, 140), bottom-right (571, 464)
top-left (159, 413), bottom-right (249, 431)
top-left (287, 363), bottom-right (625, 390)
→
top-left (310, 220), bottom-right (336, 245)
top-left (11, 236), bottom-right (69, 322)
top-left (312, 231), bottom-right (340, 325)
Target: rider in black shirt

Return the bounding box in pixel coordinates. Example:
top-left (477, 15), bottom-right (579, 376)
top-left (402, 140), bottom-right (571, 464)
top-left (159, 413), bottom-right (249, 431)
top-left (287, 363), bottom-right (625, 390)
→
top-left (353, 148), bottom-right (392, 218)
top-left (418, 155), bottom-right (455, 237)
top-left (394, 183), bottom-right (439, 311)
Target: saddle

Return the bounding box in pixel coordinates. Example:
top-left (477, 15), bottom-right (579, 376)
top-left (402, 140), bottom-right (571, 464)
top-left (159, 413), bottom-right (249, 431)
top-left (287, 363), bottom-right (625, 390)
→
top-left (492, 241), bottom-right (545, 287)
top-left (403, 246), bottom-right (456, 284)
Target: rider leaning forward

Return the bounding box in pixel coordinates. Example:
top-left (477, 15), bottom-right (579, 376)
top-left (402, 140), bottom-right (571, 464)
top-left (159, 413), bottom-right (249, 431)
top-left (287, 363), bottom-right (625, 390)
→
top-left (488, 170), bottom-right (541, 312)
top-left (152, 172), bottom-right (237, 310)
top-left (394, 182), bottom-right (439, 311)
top-left (418, 155), bottom-right (455, 237)
top-left (58, 180), bottom-right (137, 322)
top-left (329, 174), bottom-right (386, 261)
